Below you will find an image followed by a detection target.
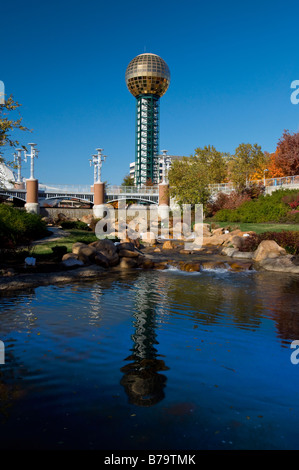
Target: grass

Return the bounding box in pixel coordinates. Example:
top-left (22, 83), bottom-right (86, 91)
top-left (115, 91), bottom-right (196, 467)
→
top-left (31, 229), bottom-right (98, 256)
top-left (206, 221), bottom-right (299, 234)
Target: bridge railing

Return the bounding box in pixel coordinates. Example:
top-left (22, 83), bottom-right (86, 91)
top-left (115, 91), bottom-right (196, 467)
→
top-left (39, 184), bottom-right (92, 193)
top-left (106, 185), bottom-right (159, 194)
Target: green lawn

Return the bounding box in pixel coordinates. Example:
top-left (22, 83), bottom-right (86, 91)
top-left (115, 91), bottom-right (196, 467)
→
top-left (31, 229), bottom-right (98, 256)
top-left (207, 221), bottom-right (299, 234)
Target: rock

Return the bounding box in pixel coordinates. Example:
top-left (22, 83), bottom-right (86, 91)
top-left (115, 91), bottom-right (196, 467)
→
top-left (201, 261), bottom-right (228, 270)
top-left (153, 261), bottom-right (169, 270)
top-left (179, 262), bottom-right (201, 272)
top-left (179, 249), bottom-right (192, 254)
top-left (119, 257), bottom-right (139, 269)
top-left (259, 256), bottom-right (299, 273)
top-left (230, 235), bottom-right (244, 249)
top-left (80, 214), bottom-right (94, 224)
top-left (141, 232), bottom-right (156, 245)
top-left (116, 242), bottom-right (135, 252)
top-left (211, 227), bottom-right (224, 236)
top-left (252, 240), bottom-right (286, 262)
top-left (232, 251), bottom-right (254, 259)
top-left (76, 244), bottom-right (97, 263)
top-left (193, 223), bottom-right (211, 235)
top-left (141, 258), bottom-right (155, 269)
top-left (154, 247), bottom-right (161, 252)
top-left (228, 261), bottom-right (253, 271)
top-left (94, 252), bottom-right (110, 268)
top-left (221, 247), bottom-right (238, 257)
top-left (162, 240), bottom-right (175, 250)
top-left (72, 242), bottom-right (86, 255)
top-left (61, 254), bottom-right (84, 267)
top-left (118, 249), bottom-right (139, 258)
top-left (203, 234), bottom-right (229, 246)
top-left (0, 268), bottom-right (16, 277)
top-left (90, 239), bottom-right (117, 255)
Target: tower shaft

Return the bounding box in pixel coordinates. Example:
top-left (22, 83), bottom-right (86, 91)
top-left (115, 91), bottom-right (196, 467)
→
top-left (135, 94), bottom-right (160, 186)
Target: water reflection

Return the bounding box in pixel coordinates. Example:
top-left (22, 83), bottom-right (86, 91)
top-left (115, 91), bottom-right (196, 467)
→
top-left (120, 277), bottom-right (169, 407)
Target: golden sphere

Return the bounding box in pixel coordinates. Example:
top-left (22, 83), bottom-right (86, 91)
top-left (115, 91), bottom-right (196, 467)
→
top-left (125, 53), bottom-right (170, 98)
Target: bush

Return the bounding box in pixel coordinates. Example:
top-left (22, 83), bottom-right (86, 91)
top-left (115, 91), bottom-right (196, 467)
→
top-left (240, 231), bottom-right (299, 255)
top-left (213, 189), bottom-right (299, 223)
top-left (60, 220), bottom-right (90, 231)
top-left (0, 204), bottom-right (48, 248)
top-left (207, 191), bottom-right (251, 217)
top-left (51, 245), bottom-right (68, 260)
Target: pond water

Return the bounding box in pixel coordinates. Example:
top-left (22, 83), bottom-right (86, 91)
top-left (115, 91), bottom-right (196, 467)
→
top-left (0, 267), bottom-right (299, 450)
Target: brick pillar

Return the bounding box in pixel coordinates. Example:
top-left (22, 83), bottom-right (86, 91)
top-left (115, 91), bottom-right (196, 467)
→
top-left (25, 179), bottom-right (40, 214)
top-left (158, 182), bottom-right (170, 219)
top-left (93, 182), bottom-right (106, 218)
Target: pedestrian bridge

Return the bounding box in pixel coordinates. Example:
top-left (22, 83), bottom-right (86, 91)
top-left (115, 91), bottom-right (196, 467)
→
top-left (0, 184), bottom-right (160, 206)
top-left (1, 175), bottom-right (299, 207)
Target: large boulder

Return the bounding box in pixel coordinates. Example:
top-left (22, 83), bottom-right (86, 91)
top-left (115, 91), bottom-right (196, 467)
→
top-left (90, 239), bottom-right (117, 256)
top-left (252, 240), bottom-right (286, 262)
top-left (76, 244), bottom-right (97, 263)
top-left (162, 240), bottom-right (175, 250)
top-left (61, 253), bottom-right (84, 267)
top-left (118, 249), bottom-right (139, 258)
top-left (94, 252), bottom-right (110, 268)
top-left (259, 255), bottom-right (299, 273)
top-left (72, 242), bottom-right (86, 255)
top-left (119, 257), bottom-right (139, 269)
top-left (141, 232), bottom-right (156, 245)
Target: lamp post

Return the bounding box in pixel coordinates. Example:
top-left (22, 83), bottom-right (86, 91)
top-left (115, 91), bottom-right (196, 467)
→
top-left (89, 154), bottom-right (98, 184)
top-left (158, 150), bottom-right (170, 219)
top-left (24, 143), bottom-right (39, 214)
top-left (13, 148), bottom-right (23, 184)
top-left (24, 143), bottom-right (38, 180)
top-left (92, 147), bottom-right (107, 219)
top-left (264, 169), bottom-right (269, 186)
top-left (95, 148), bottom-right (107, 183)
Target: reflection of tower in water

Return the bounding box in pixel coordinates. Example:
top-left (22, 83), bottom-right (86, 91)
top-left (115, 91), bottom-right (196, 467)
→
top-left (120, 277), bottom-right (169, 407)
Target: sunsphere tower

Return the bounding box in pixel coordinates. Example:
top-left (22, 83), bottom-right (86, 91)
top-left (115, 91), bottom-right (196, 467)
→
top-left (125, 53), bottom-right (170, 186)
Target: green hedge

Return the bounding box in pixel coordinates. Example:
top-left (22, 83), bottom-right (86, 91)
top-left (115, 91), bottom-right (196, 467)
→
top-left (0, 204), bottom-right (48, 248)
top-left (213, 189), bottom-right (299, 223)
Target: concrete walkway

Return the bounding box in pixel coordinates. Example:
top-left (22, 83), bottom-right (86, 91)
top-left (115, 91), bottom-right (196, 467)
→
top-left (32, 227), bottom-right (71, 245)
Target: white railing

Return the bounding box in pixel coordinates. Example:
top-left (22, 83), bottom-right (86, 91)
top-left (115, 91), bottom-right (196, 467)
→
top-left (39, 184), bottom-right (92, 193)
top-left (106, 185), bottom-right (159, 195)
top-left (254, 175), bottom-right (299, 187)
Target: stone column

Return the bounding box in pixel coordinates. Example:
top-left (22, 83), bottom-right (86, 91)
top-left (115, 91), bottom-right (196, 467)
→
top-left (158, 182), bottom-right (170, 219)
top-left (25, 179), bottom-right (40, 214)
top-left (93, 182), bottom-right (106, 218)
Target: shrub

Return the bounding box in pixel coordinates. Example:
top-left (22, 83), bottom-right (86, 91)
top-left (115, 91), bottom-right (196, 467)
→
top-left (51, 245), bottom-right (68, 260)
top-left (60, 220), bottom-right (90, 231)
top-left (207, 191), bottom-right (251, 216)
top-left (0, 204), bottom-right (48, 248)
top-left (213, 189), bottom-right (299, 223)
top-left (240, 231), bottom-right (299, 255)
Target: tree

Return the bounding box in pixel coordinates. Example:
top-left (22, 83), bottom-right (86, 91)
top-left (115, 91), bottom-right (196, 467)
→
top-left (168, 156), bottom-right (211, 208)
top-left (275, 130), bottom-right (299, 176)
top-left (0, 95), bottom-right (30, 151)
top-left (194, 145), bottom-right (229, 183)
top-left (121, 174), bottom-right (134, 187)
top-left (0, 95), bottom-right (31, 186)
top-left (229, 143), bottom-right (266, 188)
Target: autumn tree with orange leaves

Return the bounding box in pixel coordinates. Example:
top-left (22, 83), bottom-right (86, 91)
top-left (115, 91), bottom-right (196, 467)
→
top-left (274, 130), bottom-right (299, 176)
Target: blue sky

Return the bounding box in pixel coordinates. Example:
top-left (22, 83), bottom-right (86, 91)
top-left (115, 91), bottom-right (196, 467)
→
top-left (1, 0), bottom-right (299, 185)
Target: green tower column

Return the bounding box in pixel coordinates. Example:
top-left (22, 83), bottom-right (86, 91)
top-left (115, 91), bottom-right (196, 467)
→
top-left (135, 94), bottom-right (160, 186)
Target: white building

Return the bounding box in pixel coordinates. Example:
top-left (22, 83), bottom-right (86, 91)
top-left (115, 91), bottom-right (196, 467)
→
top-left (130, 154), bottom-right (184, 183)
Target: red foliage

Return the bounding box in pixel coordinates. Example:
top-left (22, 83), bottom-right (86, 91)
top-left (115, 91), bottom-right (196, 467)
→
top-left (275, 130), bottom-right (299, 176)
top-left (207, 191), bottom-right (251, 216)
top-left (240, 231), bottom-right (299, 255)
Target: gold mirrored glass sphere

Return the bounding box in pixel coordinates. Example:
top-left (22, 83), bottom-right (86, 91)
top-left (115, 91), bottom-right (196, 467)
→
top-left (125, 53), bottom-right (170, 98)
